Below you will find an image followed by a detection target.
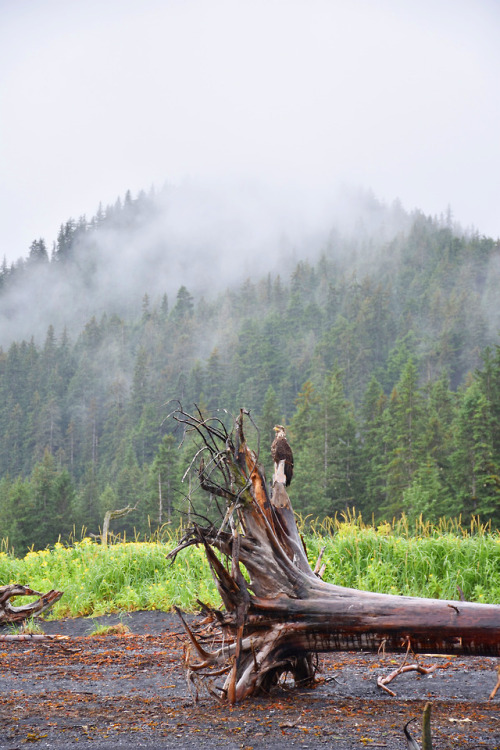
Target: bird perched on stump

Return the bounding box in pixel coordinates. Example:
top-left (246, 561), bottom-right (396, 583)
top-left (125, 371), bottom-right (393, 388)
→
top-left (271, 425), bottom-right (294, 486)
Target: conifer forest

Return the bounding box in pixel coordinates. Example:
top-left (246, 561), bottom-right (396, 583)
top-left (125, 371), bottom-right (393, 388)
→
top-left (1, 187), bottom-right (499, 553)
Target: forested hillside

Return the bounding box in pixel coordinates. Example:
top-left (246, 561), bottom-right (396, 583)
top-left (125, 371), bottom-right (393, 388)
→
top-left (1, 188), bottom-right (499, 552)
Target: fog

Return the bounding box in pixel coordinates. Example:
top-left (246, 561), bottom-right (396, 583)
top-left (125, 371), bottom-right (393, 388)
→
top-left (1, 0), bottom-right (499, 272)
top-left (0, 180), bottom-right (414, 347)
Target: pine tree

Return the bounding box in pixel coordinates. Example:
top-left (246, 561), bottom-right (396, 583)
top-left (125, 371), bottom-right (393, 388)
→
top-left (171, 286), bottom-right (194, 322)
top-left (130, 348), bottom-right (151, 421)
top-left (289, 380), bottom-right (325, 518)
top-left (290, 373), bottom-right (360, 519)
top-left (359, 376), bottom-right (389, 520)
top-left (8, 452), bottom-right (77, 550)
top-left (450, 378), bottom-right (499, 522)
top-left (2, 477), bottom-right (32, 553)
top-left (383, 359), bottom-right (425, 517)
top-left (28, 238), bottom-right (49, 265)
top-left (205, 348), bottom-right (225, 411)
top-left (476, 345), bottom-right (500, 459)
top-left (321, 370), bottom-right (361, 517)
top-left (416, 372), bottom-right (456, 519)
top-left (146, 434), bottom-right (180, 528)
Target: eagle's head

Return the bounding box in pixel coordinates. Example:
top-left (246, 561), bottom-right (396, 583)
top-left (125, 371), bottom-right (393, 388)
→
top-left (273, 424), bottom-right (286, 436)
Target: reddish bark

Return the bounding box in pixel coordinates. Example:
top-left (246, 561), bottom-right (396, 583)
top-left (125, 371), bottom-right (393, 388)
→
top-left (0, 584), bottom-right (63, 625)
top-left (170, 408), bottom-right (500, 702)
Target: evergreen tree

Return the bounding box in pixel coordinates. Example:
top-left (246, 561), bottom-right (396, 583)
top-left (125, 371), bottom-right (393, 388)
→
top-left (4, 452), bottom-right (76, 551)
top-left (321, 370), bottom-right (361, 516)
top-left (171, 286), bottom-right (194, 322)
top-left (289, 380), bottom-right (324, 518)
top-left (2, 477), bottom-right (32, 553)
top-left (54, 219), bottom-right (76, 261)
top-left (450, 378), bottom-right (499, 522)
top-left (205, 348), bottom-right (225, 411)
top-left (359, 376), bottom-right (389, 520)
top-left (383, 359), bottom-right (425, 517)
top-left (28, 238), bottom-right (49, 265)
top-left (290, 373), bottom-right (360, 519)
top-left (130, 348), bottom-right (151, 421)
top-left (476, 345), bottom-right (500, 459)
top-left (146, 434), bottom-right (180, 528)
top-left (1, 200), bottom-right (500, 545)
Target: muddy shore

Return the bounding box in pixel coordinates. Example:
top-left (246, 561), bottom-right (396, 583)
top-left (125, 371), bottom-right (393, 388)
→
top-left (1, 611), bottom-right (499, 749)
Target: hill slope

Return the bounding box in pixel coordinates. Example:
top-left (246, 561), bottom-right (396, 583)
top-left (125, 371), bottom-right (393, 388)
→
top-left (1, 186), bottom-right (499, 550)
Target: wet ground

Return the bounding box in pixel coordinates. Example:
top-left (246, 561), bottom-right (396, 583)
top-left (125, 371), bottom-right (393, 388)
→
top-left (0, 611), bottom-right (499, 749)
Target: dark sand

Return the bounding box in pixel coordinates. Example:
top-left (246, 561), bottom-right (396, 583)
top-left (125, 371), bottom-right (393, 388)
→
top-left (1, 611), bottom-right (499, 749)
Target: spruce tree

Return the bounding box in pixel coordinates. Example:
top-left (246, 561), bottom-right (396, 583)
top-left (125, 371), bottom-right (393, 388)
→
top-left (383, 359), bottom-right (425, 517)
top-left (359, 376), bottom-right (389, 520)
top-left (451, 378), bottom-right (499, 522)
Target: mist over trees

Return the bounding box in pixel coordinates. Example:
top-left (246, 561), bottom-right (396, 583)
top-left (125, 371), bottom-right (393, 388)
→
top-left (0, 183), bottom-right (417, 348)
top-left (0, 185), bottom-right (499, 552)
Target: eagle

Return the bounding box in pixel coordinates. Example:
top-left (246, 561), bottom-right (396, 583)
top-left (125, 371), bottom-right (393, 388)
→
top-left (271, 424), bottom-right (294, 486)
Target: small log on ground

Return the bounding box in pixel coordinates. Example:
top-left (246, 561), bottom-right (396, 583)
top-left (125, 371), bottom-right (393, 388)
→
top-left (169, 407), bottom-right (500, 703)
top-left (0, 584), bottom-right (63, 626)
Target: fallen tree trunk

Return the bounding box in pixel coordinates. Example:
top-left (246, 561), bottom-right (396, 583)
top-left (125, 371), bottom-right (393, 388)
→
top-left (0, 584), bottom-right (63, 626)
top-left (169, 407), bottom-right (500, 702)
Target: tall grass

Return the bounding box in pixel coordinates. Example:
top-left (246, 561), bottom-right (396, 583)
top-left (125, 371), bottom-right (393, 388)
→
top-left (1, 515), bottom-right (499, 619)
top-left (304, 512), bottom-right (500, 604)
top-left (0, 537), bottom-right (220, 618)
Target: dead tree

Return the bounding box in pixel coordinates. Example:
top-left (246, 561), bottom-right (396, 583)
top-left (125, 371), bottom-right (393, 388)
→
top-left (99, 503), bottom-right (138, 546)
top-left (0, 585), bottom-right (63, 626)
top-left (169, 407), bottom-right (500, 703)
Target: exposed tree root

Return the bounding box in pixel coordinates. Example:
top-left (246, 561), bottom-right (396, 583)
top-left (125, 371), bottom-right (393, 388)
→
top-left (169, 406), bottom-right (500, 703)
top-left (377, 661), bottom-right (447, 697)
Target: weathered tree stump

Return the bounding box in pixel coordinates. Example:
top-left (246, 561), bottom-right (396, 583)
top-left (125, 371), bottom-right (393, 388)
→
top-left (0, 584), bottom-right (63, 626)
top-left (169, 407), bottom-right (500, 703)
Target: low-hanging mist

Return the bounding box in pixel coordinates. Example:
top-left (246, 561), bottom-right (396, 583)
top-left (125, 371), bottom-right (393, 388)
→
top-left (0, 181), bottom-right (415, 348)
top-left (1, 179), bottom-right (500, 551)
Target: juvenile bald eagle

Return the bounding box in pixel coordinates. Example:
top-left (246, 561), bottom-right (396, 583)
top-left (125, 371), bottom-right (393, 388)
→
top-left (271, 425), bottom-right (294, 486)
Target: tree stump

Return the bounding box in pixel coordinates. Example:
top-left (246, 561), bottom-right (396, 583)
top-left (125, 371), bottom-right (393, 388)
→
top-left (169, 407), bottom-right (500, 703)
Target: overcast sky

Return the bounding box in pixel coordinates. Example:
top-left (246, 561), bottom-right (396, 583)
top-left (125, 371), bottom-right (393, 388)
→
top-left (1, 0), bottom-right (499, 263)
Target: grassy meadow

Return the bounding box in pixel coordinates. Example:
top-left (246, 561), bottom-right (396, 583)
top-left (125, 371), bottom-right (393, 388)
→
top-left (1, 515), bottom-right (499, 620)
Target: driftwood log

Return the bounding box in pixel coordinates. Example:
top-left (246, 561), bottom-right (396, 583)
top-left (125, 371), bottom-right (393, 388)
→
top-left (169, 407), bottom-right (500, 703)
top-left (0, 584), bottom-right (63, 626)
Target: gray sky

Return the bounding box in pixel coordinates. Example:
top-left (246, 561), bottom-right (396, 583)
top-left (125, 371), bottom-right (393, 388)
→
top-left (1, 0), bottom-right (499, 263)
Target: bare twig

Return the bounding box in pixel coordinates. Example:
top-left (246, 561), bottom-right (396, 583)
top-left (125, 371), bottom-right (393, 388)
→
top-left (378, 661), bottom-right (447, 697)
top-left (489, 664), bottom-right (500, 701)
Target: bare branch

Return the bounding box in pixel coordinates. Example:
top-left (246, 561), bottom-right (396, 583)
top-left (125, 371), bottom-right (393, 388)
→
top-left (0, 585), bottom-right (63, 626)
top-left (169, 405), bottom-right (500, 703)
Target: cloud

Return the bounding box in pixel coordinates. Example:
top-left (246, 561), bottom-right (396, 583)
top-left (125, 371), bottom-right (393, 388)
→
top-left (0, 180), bottom-right (413, 347)
top-left (0, 0), bottom-right (499, 266)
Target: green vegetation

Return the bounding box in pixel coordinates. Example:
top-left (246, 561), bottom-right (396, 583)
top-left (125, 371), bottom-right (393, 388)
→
top-left (1, 517), bottom-right (498, 619)
top-left (89, 621), bottom-right (131, 636)
top-left (7, 616), bottom-right (45, 635)
top-left (305, 514), bottom-right (500, 604)
top-left (0, 190), bottom-right (499, 551)
top-left (0, 536), bottom-right (219, 617)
